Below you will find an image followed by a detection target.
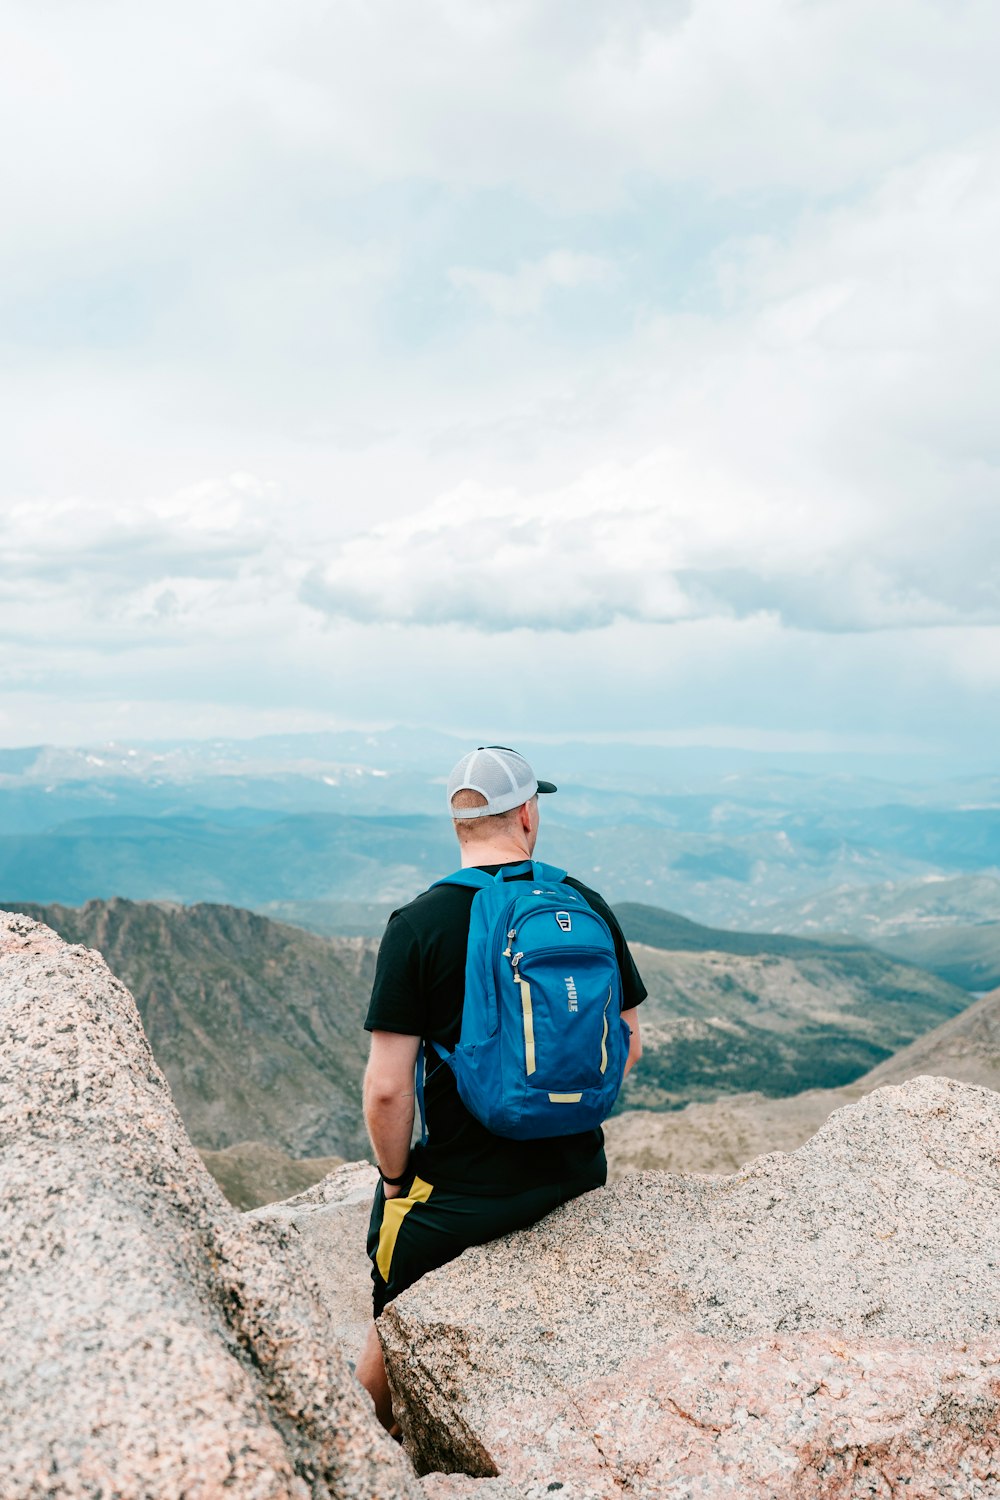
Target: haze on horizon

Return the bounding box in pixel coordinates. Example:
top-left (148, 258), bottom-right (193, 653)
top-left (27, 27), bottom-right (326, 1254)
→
top-left (2, 1), bottom-right (998, 759)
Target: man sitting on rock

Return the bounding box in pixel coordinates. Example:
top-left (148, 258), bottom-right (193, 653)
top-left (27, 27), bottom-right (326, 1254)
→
top-left (356, 745), bottom-right (646, 1430)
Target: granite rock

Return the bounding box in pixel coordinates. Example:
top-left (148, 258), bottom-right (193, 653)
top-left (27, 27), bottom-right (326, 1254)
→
top-left (381, 1076), bottom-right (1000, 1497)
top-left (0, 911), bottom-right (420, 1500)
top-left (252, 1160), bottom-right (380, 1356)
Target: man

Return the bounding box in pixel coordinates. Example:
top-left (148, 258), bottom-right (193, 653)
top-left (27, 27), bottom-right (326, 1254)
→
top-left (356, 745), bottom-right (645, 1429)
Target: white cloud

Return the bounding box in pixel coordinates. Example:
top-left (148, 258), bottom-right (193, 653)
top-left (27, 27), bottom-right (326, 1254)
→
top-left (300, 441), bottom-right (1000, 636)
top-left (0, 475), bottom-right (295, 656)
top-left (3, 0), bottom-right (997, 267)
top-left (300, 139), bottom-right (1000, 638)
top-left (228, 0), bottom-right (999, 202)
top-left (1, 476), bottom-right (273, 586)
top-left (6, 609), bottom-right (995, 758)
top-left (449, 251), bottom-right (611, 318)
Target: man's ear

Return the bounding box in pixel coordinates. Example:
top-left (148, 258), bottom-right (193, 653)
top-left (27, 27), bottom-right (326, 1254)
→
top-left (517, 800), bottom-right (532, 831)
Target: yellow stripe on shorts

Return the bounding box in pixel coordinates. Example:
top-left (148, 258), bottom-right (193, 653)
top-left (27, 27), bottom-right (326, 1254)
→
top-left (376, 1175), bottom-right (434, 1284)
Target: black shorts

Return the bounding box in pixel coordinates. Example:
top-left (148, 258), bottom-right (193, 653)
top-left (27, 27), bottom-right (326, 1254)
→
top-left (367, 1169), bottom-right (603, 1318)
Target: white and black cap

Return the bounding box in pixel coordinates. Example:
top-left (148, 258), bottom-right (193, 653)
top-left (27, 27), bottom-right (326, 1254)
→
top-left (447, 745), bottom-right (557, 820)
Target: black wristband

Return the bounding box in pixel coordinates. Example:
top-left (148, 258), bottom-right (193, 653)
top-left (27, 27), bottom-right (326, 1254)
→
top-left (378, 1166), bottom-right (409, 1186)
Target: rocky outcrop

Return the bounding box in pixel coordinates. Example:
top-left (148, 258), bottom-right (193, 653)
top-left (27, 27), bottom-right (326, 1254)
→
top-left (6, 904), bottom-right (1000, 1499)
top-left (253, 1160), bottom-right (380, 1355)
top-left (604, 1079), bottom-right (864, 1177)
top-left (0, 911), bottom-right (419, 1500)
top-left (382, 1076), bottom-right (1000, 1497)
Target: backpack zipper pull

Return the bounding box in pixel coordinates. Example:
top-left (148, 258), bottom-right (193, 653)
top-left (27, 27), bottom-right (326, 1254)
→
top-left (503, 927), bottom-right (516, 959)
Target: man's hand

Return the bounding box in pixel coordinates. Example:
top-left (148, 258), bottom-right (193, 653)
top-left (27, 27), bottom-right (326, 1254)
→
top-left (364, 1030), bottom-right (421, 1188)
top-left (621, 1007), bottom-right (642, 1078)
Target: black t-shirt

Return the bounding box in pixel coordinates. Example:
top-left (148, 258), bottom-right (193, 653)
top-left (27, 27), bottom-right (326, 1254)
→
top-left (365, 861), bottom-right (647, 1195)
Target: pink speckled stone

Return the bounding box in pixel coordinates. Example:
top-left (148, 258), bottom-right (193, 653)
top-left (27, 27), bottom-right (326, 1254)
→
top-left (384, 1075), bottom-right (1000, 1496)
top-left (0, 912), bottom-right (420, 1500)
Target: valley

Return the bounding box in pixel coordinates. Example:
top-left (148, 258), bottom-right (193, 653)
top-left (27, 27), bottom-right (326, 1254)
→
top-left (605, 983), bottom-right (1000, 1178)
top-left (3, 893), bottom-right (976, 1205)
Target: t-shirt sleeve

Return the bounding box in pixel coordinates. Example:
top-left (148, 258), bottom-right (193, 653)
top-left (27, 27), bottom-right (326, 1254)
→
top-left (569, 881), bottom-right (648, 1011)
top-left (606, 907), bottom-right (648, 1011)
top-left (364, 911), bottom-right (426, 1036)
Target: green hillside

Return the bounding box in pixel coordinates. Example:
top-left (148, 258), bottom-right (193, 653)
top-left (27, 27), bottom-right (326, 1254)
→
top-left (614, 904), bottom-right (973, 1111)
top-left (869, 924), bottom-right (1000, 993)
top-left (7, 898), bottom-right (375, 1159)
top-left (197, 1142), bottom-right (344, 1212)
top-left (617, 900), bottom-right (1000, 1008)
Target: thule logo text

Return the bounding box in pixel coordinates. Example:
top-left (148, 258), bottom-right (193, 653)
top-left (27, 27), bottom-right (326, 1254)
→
top-left (565, 975), bottom-right (578, 1012)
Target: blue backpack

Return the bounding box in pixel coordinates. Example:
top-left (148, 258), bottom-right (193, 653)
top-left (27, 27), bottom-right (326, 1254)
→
top-left (423, 860), bottom-right (630, 1140)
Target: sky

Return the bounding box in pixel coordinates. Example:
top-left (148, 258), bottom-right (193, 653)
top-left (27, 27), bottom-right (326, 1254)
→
top-left (2, 0), bottom-right (998, 758)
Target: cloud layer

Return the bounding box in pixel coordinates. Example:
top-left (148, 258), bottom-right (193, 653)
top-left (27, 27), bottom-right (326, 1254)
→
top-left (1, 1), bottom-right (998, 752)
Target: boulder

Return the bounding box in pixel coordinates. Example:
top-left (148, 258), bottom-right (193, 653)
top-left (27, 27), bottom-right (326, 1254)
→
top-left (0, 911), bottom-right (420, 1500)
top-left (252, 1160), bottom-right (380, 1355)
top-left (381, 1076), bottom-right (1000, 1497)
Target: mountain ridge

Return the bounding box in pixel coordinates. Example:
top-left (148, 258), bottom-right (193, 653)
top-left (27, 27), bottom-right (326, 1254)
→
top-left (3, 897), bottom-right (376, 1159)
top-left (1, 895), bottom-right (972, 1166)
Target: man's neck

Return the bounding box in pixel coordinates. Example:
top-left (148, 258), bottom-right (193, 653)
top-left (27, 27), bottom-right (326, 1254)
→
top-left (460, 835), bottom-right (534, 869)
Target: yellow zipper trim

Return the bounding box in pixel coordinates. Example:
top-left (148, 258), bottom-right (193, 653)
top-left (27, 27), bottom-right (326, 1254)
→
top-left (518, 976), bottom-right (537, 1075)
top-left (600, 986), bottom-right (612, 1075)
top-left (548, 1092), bottom-right (583, 1103)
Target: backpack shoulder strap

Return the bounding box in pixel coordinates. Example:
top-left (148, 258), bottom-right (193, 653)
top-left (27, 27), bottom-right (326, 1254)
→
top-left (431, 867), bottom-right (494, 891)
top-left (433, 860), bottom-right (569, 890)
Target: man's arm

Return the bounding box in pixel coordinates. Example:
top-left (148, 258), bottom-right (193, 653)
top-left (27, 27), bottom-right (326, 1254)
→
top-left (621, 1006), bottom-right (642, 1078)
top-left (363, 1030), bottom-right (421, 1198)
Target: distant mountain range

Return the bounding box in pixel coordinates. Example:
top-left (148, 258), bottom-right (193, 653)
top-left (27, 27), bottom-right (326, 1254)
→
top-left (0, 812), bottom-right (456, 908)
top-left (3, 729), bottom-right (1000, 932)
top-left (7, 727), bottom-right (996, 1208)
top-left (873, 923), bottom-right (1000, 993)
top-left (5, 803), bottom-right (1000, 930)
top-left (745, 873), bottom-right (1000, 992)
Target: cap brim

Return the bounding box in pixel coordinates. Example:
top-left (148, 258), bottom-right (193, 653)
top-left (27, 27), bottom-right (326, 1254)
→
top-left (536, 780), bottom-right (557, 794)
